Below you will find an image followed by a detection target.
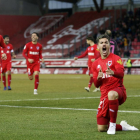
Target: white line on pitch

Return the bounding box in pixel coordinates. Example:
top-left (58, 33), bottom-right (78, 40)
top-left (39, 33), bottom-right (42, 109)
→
top-left (0, 105), bottom-right (140, 113)
top-left (0, 95), bottom-right (140, 102)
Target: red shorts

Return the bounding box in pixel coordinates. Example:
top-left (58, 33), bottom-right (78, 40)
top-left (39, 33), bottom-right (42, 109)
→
top-left (27, 62), bottom-right (40, 76)
top-left (2, 61), bottom-right (11, 73)
top-left (97, 86), bottom-right (127, 125)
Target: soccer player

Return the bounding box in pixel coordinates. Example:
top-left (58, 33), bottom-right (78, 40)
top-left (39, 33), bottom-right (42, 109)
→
top-left (2, 35), bottom-right (16, 90)
top-left (22, 32), bottom-right (44, 95)
top-left (92, 34), bottom-right (138, 135)
top-left (74, 36), bottom-right (100, 92)
top-left (0, 47), bottom-right (7, 80)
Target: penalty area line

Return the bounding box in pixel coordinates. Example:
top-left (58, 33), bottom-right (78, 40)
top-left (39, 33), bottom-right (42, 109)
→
top-left (0, 105), bottom-right (140, 113)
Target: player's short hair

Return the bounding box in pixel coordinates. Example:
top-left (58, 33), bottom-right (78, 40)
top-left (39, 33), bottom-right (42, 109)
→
top-left (86, 36), bottom-right (95, 42)
top-left (31, 32), bottom-right (40, 38)
top-left (3, 35), bottom-right (9, 39)
top-left (105, 30), bottom-right (112, 37)
top-left (96, 34), bottom-right (110, 44)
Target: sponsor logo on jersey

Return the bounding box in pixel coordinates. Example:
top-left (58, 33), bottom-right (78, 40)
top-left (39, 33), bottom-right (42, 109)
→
top-left (108, 61), bottom-right (112, 66)
top-left (29, 51), bottom-right (39, 55)
top-left (7, 50), bottom-right (10, 53)
top-left (36, 46), bottom-right (39, 50)
top-left (30, 46), bottom-right (33, 49)
top-left (117, 59), bottom-right (123, 65)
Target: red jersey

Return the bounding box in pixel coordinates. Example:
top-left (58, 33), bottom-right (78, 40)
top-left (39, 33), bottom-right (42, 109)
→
top-left (2, 43), bottom-right (13, 63)
top-left (0, 35), bottom-right (6, 48)
top-left (22, 42), bottom-right (43, 65)
top-left (92, 53), bottom-right (126, 100)
top-left (77, 44), bottom-right (100, 67)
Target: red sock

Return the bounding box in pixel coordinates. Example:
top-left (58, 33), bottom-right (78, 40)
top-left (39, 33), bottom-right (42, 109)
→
top-left (2, 76), bottom-right (6, 87)
top-left (109, 99), bottom-right (119, 123)
top-left (8, 74), bottom-right (11, 86)
top-left (34, 75), bottom-right (39, 90)
top-left (88, 77), bottom-right (93, 88)
top-left (116, 124), bottom-right (122, 131)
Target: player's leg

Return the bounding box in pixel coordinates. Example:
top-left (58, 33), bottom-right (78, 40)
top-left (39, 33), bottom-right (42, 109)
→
top-left (7, 61), bottom-right (12, 90)
top-left (107, 90), bottom-right (119, 134)
top-left (85, 67), bottom-right (93, 92)
top-left (2, 72), bottom-right (6, 90)
top-left (27, 67), bottom-right (33, 80)
top-left (34, 71), bottom-right (39, 95)
top-left (7, 70), bottom-right (11, 90)
top-left (2, 63), bottom-right (7, 90)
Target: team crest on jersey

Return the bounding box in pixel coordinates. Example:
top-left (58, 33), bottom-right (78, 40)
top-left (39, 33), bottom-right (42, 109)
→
top-left (36, 46), bottom-right (39, 50)
top-left (7, 46), bottom-right (10, 49)
top-left (91, 47), bottom-right (94, 50)
top-left (108, 61), bottom-right (112, 66)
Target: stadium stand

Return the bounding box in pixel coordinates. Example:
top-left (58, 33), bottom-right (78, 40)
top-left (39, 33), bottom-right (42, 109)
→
top-left (32, 9), bottom-right (125, 58)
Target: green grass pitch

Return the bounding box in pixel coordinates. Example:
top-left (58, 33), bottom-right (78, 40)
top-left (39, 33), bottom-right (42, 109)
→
top-left (0, 74), bottom-right (140, 140)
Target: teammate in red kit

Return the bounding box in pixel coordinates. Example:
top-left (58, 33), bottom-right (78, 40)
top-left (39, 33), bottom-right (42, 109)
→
top-left (74, 37), bottom-right (100, 92)
top-left (92, 34), bottom-right (138, 134)
top-left (0, 47), bottom-right (7, 81)
top-left (22, 32), bottom-right (44, 95)
top-left (2, 35), bottom-right (16, 90)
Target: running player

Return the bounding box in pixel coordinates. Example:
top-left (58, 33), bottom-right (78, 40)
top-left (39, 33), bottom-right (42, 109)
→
top-left (2, 35), bottom-right (16, 90)
top-left (74, 36), bottom-right (100, 92)
top-left (22, 32), bottom-right (44, 95)
top-left (92, 34), bottom-right (138, 134)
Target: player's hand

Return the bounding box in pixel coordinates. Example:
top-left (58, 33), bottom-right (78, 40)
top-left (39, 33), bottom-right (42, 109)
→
top-left (91, 59), bottom-right (95, 62)
top-left (13, 55), bottom-right (16, 59)
top-left (74, 57), bottom-right (78, 60)
top-left (1, 53), bottom-right (7, 60)
top-left (97, 67), bottom-right (103, 80)
top-left (106, 63), bottom-right (114, 75)
top-left (28, 59), bottom-right (34, 63)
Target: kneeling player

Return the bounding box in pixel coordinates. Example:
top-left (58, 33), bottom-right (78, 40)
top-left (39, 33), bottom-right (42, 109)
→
top-left (92, 34), bottom-right (138, 134)
top-left (22, 32), bottom-right (44, 95)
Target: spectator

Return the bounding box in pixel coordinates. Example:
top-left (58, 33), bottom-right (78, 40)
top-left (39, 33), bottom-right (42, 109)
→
top-left (126, 57), bottom-right (132, 74)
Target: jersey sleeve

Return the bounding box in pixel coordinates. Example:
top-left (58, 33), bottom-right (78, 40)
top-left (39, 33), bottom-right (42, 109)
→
top-left (77, 48), bottom-right (88, 58)
top-left (10, 44), bottom-right (14, 52)
top-left (0, 35), bottom-right (6, 48)
top-left (39, 45), bottom-right (43, 59)
top-left (22, 45), bottom-right (28, 59)
top-left (92, 61), bottom-right (102, 87)
top-left (113, 56), bottom-right (124, 78)
top-left (95, 49), bottom-right (100, 60)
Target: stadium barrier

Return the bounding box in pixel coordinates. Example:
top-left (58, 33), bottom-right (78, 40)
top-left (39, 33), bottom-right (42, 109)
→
top-left (11, 58), bottom-right (140, 75)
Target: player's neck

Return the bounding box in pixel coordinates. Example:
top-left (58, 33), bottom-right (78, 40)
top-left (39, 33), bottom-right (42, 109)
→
top-left (32, 41), bottom-right (37, 44)
top-left (90, 43), bottom-right (94, 46)
top-left (101, 52), bottom-right (110, 59)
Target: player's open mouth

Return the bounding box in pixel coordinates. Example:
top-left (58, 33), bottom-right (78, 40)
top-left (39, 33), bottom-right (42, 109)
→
top-left (102, 46), bottom-right (107, 54)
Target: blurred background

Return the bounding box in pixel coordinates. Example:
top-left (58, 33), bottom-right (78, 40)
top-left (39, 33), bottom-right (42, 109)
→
top-left (1, 0), bottom-right (140, 59)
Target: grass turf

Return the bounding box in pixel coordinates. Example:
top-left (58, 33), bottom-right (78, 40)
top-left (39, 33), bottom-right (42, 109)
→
top-left (0, 74), bottom-right (139, 140)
